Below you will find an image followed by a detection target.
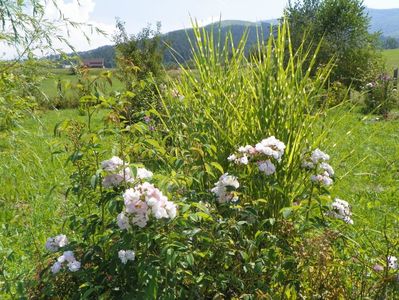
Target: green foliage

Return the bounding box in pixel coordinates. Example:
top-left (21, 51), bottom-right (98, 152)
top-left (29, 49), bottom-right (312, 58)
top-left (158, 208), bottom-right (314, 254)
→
top-left (285, 0), bottom-right (383, 89)
top-left (382, 36), bottom-right (399, 49)
top-left (113, 21), bottom-right (166, 123)
top-left (114, 20), bottom-right (165, 85)
top-left (363, 75), bottom-right (398, 115)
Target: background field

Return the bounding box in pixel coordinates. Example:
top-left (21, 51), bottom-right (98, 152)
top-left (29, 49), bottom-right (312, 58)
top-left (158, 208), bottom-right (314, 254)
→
top-left (382, 48), bottom-right (399, 71)
top-left (40, 68), bottom-right (124, 104)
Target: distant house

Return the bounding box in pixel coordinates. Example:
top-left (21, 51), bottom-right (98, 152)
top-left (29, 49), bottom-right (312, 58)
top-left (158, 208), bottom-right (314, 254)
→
top-left (82, 58), bottom-right (105, 68)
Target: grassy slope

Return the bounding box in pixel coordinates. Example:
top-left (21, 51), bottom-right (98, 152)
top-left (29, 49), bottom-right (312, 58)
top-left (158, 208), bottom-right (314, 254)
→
top-left (40, 68), bottom-right (124, 101)
top-left (327, 106), bottom-right (399, 233)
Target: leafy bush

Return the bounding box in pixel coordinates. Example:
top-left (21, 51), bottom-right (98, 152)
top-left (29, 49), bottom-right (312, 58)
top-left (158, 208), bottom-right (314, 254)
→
top-left (113, 21), bottom-right (166, 124)
top-left (285, 0), bottom-right (382, 90)
top-left (363, 74), bottom-right (398, 116)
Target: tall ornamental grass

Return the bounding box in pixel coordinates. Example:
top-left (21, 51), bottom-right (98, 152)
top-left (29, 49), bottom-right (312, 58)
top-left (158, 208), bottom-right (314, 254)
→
top-left (158, 20), bottom-right (333, 215)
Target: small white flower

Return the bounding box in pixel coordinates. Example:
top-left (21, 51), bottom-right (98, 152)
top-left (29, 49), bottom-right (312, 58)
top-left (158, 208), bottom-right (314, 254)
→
top-left (219, 173), bottom-right (239, 189)
top-left (117, 212), bottom-right (131, 230)
top-left (67, 260), bottom-right (81, 272)
top-left (102, 167), bottom-right (134, 188)
top-left (123, 188), bottom-right (142, 208)
top-left (211, 173), bottom-right (239, 203)
top-left (45, 234), bottom-right (69, 252)
top-left (118, 250), bottom-right (135, 264)
top-left (310, 172), bottom-right (333, 186)
top-left (136, 167), bottom-right (153, 179)
top-left (239, 155), bottom-right (249, 165)
top-left (311, 149), bottom-right (330, 164)
top-left (101, 156), bottom-right (125, 172)
top-left (327, 198), bottom-right (353, 224)
top-left (51, 262), bottom-right (62, 274)
top-left (53, 251), bottom-right (81, 274)
top-left (388, 256), bottom-right (398, 270)
top-left (320, 162), bottom-right (334, 177)
top-left (165, 201), bottom-right (177, 219)
top-left (152, 205), bottom-right (168, 219)
top-left (227, 154), bottom-right (237, 161)
top-left (255, 136), bottom-right (286, 161)
top-left (257, 160), bottom-right (276, 175)
top-left (61, 251), bottom-right (76, 263)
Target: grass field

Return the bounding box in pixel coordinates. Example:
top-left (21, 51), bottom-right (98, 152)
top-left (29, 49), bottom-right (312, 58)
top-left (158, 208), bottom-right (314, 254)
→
top-left (1, 104), bottom-right (398, 297)
top-left (0, 109), bottom-right (111, 296)
top-left (40, 68), bottom-right (125, 105)
top-left (382, 48), bottom-right (399, 71)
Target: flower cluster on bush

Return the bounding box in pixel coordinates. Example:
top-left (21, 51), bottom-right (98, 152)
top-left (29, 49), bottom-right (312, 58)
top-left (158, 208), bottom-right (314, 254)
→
top-left (211, 173), bottom-right (240, 203)
top-left (118, 181), bottom-right (177, 229)
top-left (302, 148), bottom-right (334, 187)
top-left (44, 156), bottom-right (177, 279)
top-left (228, 136), bottom-right (286, 175)
top-left (327, 198), bottom-right (354, 224)
top-left (51, 250), bottom-right (81, 274)
top-left (101, 156), bottom-right (153, 188)
top-left (45, 234), bottom-right (68, 252)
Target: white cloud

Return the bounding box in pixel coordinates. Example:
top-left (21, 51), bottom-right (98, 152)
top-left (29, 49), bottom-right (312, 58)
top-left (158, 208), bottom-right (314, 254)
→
top-left (0, 0), bottom-right (115, 59)
top-left (44, 0), bottom-right (115, 54)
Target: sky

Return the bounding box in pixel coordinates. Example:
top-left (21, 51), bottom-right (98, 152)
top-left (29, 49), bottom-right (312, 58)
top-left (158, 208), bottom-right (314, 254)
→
top-left (2, 0), bottom-right (399, 58)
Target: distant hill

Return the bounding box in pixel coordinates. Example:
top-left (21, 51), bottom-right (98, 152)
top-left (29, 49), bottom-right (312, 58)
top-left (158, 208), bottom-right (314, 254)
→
top-left (162, 20), bottom-right (271, 65)
top-left (55, 20), bottom-right (271, 68)
top-left (60, 8), bottom-right (399, 67)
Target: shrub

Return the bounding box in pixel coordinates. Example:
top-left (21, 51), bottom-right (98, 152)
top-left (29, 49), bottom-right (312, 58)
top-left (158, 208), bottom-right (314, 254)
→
top-left (363, 74), bottom-right (398, 116)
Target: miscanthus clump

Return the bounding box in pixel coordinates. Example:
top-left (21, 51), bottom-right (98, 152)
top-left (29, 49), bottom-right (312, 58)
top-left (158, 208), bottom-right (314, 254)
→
top-left (228, 136), bottom-right (286, 175)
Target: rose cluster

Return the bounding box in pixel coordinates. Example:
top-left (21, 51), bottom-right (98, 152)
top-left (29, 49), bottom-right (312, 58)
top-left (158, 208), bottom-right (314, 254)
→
top-left (51, 250), bottom-right (81, 274)
top-left (101, 156), bottom-right (153, 188)
top-left (117, 182), bottom-right (177, 229)
top-left (211, 173), bottom-right (240, 203)
top-left (326, 198), bottom-right (353, 225)
top-left (302, 149), bottom-right (334, 186)
top-left (228, 136), bottom-right (286, 175)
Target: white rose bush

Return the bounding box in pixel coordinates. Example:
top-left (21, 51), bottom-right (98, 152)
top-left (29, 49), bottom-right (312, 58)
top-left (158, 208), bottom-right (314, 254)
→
top-left (33, 21), bottom-right (398, 299)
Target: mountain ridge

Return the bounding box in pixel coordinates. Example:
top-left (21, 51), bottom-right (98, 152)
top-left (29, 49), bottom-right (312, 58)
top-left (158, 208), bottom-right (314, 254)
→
top-left (59, 8), bottom-right (399, 68)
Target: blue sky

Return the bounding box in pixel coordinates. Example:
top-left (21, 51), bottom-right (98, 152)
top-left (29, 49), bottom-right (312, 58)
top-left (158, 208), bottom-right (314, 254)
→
top-left (89, 0), bottom-right (399, 34)
top-left (2, 0), bottom-right (399, 58)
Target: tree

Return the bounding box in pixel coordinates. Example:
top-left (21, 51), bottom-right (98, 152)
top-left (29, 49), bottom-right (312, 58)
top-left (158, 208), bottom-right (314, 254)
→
top-left (114, 19), bottom-right (164, 88)
top-left (285, 0), bottom-right (383, 89)
top-left (383, 36), bottom-right (399, 49)
top-left (113, 20), bottom-right (166, 123)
